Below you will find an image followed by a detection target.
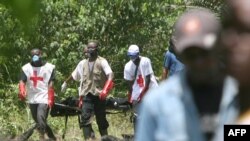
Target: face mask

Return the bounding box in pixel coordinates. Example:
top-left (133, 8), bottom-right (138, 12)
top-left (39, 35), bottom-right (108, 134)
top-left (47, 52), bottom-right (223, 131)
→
top-left (129, 55), bottom-right (139, 62)
top-left (31, 55), bottom-right (42, 66)
top-left (87, 48), bottom-right (97, 58)
top-left (32, 55), bottom-right (40, 62)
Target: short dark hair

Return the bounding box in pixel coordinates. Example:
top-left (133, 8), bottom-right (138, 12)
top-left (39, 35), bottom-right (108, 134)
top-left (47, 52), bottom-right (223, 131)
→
top-left (87, 40), bottom-right (99, 48)
top-left (31, 48), bottom-right (42, 56)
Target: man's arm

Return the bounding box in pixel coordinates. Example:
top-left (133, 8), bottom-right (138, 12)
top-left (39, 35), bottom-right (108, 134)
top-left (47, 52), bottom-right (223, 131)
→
top-left (124, 63), bottom-right (135, 102)
top-left (61, 72), bottom-right (76, 93)
top-left (144, 75), bottom-right (151, 88)
top-left (138, 74), bottom-right (150, 101)
top-left (61, 60), bottom-right (85, 93)
top-left (161, 68), bottom-right (169, 80)
top-left (161, 51), bottom-right (171, 80)
top-left (127, 80), bottom-right (133, 93)
top-left (106, 72), bottom-right (114, 80)
top-left (99, 59), bottom-right (114, 100)
top-left (48, 69), bottom-right (56, 93)
top-left (126, 80), bottom-right (134, 102)
top-left (48, 69), bottom-right (56, 108)
top-left (20, 70), bottom-right (27, 83)
top-left (49, 69), bottom-right (56, 83)
top-left (18, 70), bottom-right (27, 101)
top-left (64, 75), bottom-right (73, 83)
top-left (138, 58), bottom-right (153, 101)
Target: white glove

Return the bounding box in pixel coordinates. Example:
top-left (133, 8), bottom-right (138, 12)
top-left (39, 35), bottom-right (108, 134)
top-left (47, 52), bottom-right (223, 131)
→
top-left (61, 82), bottom-right (67, 93)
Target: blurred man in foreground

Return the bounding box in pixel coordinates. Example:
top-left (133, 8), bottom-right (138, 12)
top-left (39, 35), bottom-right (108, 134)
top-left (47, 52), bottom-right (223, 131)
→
top-left (136, 8), bottom-right (239, 141)
top-left (222, 0), bottom-right (250, 124)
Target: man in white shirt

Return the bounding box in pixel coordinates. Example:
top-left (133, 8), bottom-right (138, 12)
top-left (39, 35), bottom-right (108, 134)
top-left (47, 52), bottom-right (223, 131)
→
top-left (61, 41), bottom-right (114, 140)
top-left (61, 47), bottom-right (88, 107)
top-left (124, 44), bottom-right (158, 133)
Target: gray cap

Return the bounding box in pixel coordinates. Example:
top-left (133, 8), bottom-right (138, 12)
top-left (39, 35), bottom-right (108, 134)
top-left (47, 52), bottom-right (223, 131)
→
top-left (174, 8), bottom-right (221, 53)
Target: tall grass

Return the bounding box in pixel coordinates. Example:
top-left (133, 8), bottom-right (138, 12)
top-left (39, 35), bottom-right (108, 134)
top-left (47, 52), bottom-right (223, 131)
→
top-left (1, 107), bottom-right (133, 140)
top-left (0, 85), bottom-right (133, 140)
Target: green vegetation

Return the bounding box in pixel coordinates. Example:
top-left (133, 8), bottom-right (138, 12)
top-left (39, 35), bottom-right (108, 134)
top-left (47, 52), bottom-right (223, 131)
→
top-left (0, 0), bottom-right (223, 140)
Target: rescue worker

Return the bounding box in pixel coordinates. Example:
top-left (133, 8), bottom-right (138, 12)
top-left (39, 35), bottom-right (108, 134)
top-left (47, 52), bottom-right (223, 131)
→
top-left (66, 41), bottom-right (114, 140)
top-left (124, 44), bottom-right (158, 134)
top-left (18, 48), bottom-right (56, 141)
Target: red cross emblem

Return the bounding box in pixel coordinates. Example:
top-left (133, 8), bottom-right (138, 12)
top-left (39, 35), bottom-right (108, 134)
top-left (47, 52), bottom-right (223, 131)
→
top-left (30, 70), bottom-right (43, 88)
top-left (137, 75), bottom-right (144, 87)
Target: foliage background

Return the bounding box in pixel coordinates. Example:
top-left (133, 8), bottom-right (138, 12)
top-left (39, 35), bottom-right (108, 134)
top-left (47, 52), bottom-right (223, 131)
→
top-left (0, 0), bottom-right (223, 140)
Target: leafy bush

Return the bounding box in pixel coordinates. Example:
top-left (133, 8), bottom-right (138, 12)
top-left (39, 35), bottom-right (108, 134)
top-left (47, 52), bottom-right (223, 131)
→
top-left (0, 0), bottom-right (223, 139)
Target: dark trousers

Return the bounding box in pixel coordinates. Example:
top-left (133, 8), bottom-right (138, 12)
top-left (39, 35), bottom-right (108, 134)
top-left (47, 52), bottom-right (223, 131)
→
top-left (29, 103), bottom-right (56, 139)
top-left (80, 93), bottom-right (109, 139)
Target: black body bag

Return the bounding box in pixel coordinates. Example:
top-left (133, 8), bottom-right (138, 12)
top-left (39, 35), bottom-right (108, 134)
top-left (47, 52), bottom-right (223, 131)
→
top-left (50, 97), bottom-right (81, 117)
top-left (50, 96), bottom-right (131, 139)
top-left (50, 96), bottom-right (132, 117)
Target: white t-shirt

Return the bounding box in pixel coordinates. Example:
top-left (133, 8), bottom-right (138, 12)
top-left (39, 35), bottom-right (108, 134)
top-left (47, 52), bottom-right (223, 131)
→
top-left (71, 58), bottom-right (113, 94)
top-left (124, 56), bottom-right (158, 101)
top-left (71, 59), bottom-right (86, 82)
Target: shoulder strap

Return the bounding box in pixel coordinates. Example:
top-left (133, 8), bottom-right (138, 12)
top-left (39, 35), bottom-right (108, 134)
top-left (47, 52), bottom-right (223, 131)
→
top-left (133, 58), bottom-right (141, 83)
top-left (134, 65), bottom-right (139, 80)
top-left (95, 57), bottom-right (102, 70)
